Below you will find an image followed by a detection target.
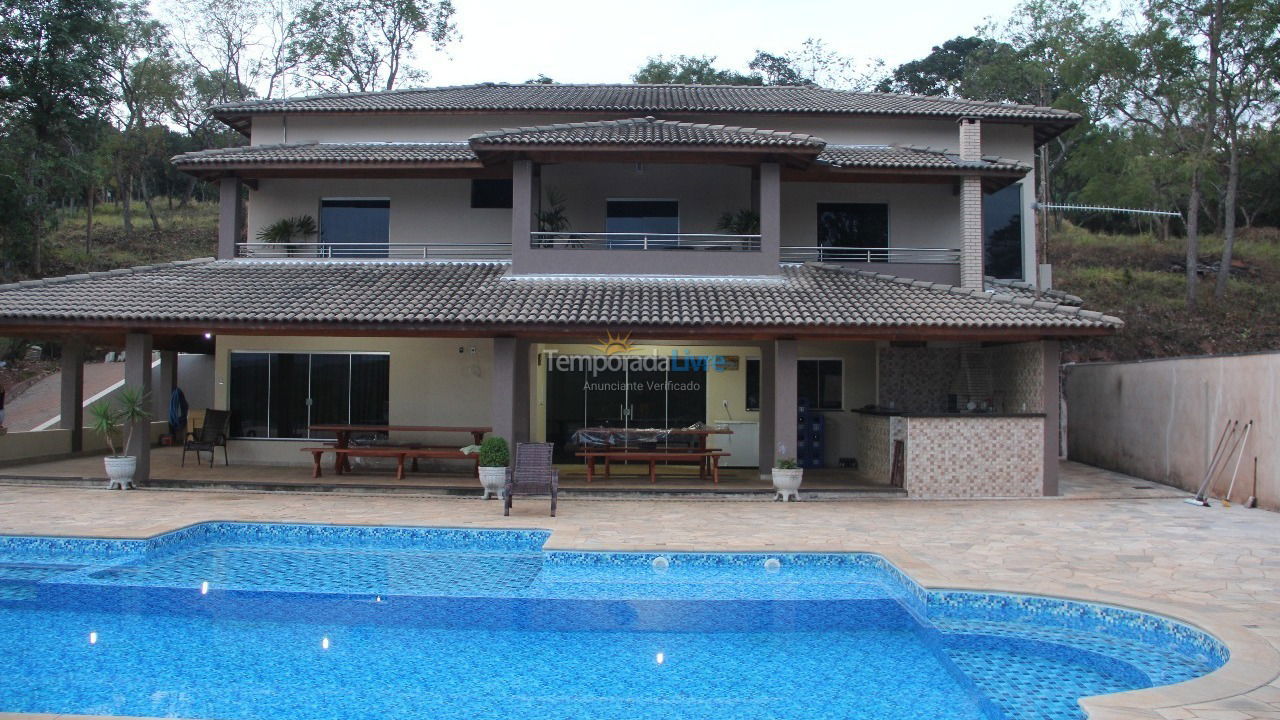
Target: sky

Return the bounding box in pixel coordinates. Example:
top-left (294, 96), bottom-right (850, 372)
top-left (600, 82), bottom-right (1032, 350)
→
top-left (419, 0), bottom-right (1028, 86)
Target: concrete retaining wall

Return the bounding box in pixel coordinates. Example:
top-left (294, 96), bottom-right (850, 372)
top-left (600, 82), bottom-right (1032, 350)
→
top-left (1064, 352), bottom-right (1279, 510)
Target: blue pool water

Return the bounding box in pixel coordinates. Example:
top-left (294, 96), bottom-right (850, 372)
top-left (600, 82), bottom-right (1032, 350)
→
top-left (0, 523), bottom-right (1226, 720)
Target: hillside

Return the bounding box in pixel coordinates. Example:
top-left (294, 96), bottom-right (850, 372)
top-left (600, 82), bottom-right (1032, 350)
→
top-left (1052, 224), bottom-right (1280, 363)
top-left (40, 202), bottom-right (218, 278)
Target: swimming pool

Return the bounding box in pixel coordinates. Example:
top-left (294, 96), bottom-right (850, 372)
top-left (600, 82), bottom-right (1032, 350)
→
top-left (0, 523), bottom-right (1226, 720)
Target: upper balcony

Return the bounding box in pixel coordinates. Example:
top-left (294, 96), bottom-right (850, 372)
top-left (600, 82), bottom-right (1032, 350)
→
top-left (188, 116), bottom-right (1028, 285)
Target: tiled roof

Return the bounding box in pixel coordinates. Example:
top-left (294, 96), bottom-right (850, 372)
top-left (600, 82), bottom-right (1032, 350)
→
top-left (170, 139), bottom-right (1028, 176)
top-left (210, 84), bottom-right (1079, 125)
top-left (818, 145), bottom-right (1030, 173)
top-left (470, 117), bottom-right (825, 149)
top-left (985, 276), bottom-right (1084, 306)
top-left (172, 142), bottom-right (479, 169)
top-left (0, 259), bottom-right (1121, 333)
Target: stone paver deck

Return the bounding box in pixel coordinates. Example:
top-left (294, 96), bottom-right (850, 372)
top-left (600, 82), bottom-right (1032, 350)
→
top-left (0, 475), bottom-right (1276, 719)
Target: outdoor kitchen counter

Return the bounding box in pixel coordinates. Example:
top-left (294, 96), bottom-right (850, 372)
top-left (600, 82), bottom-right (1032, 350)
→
top-left (850, 409), bottom-right (1046, 418)
top-left (850, 410), bottom-right (1046, 498)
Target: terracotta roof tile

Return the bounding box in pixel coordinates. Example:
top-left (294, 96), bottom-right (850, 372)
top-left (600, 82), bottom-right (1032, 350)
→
top-left (470, 117), bottom-right (825, 148)
top-left (210, 83), bottom-right (1079, 125)
top-left (0, 259), bottom-right (1121, 332)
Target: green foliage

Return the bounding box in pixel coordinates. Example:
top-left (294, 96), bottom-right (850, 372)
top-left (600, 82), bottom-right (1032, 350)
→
top-left (88, 386), bottom-right (151, 456)
top-left (877, 36), bottom-right (986, 95)
top-left (774, 457), bottom-right (799, 470)
top-left (477, 436), bottom-right (509, 468)
top-left (715, 210), bottom-right (760, 235)
top-left (535, 189), bottom-right (571, 240)
top-left (256, 216), bottom-right (318, 246)
top-left (633, 55), bottom-right (762, 85)
top-left (286, 0), bottom-right (457, 93)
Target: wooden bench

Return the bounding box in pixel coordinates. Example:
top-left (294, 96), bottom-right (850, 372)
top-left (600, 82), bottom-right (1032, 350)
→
top-left (303, 446), bottom-right (478, 481)
top-left (576, 450), bottom-right (730, 484)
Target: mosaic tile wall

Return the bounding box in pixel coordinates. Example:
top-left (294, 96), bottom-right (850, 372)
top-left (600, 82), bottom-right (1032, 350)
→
top-left (988, 342), bottom-right (1045, 413)
top-left (850, 413), bottom-right (892, 484)
top-left (904, 416), bottom-right (1044, 498)
top-left (878, 346), bottom-right (961, 412)
top-left (878, 342), bottom-right (1045, 413)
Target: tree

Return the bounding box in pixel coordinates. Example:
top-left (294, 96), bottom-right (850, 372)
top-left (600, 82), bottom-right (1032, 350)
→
top-left (876, 36), bottom-right (986, 96)
top-left (0, 0), bottom-right (117, 276)
top-left (749, 38), bottom-right (883, 90)
top-left (104, 1), bottom-right (184, 237)
top-left (1211, 0), bottom-right (1280, 298)
top-left (633, 55), bottom-right (761, 85)
top-left (286, 0), bottom-right (457, 93)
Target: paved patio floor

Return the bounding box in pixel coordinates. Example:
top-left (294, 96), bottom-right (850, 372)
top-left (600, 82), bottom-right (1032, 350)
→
top-left (0, 466), bottom-right (1276, 719)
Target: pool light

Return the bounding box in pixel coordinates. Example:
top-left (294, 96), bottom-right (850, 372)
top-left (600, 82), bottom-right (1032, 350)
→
top-left (200, 581), bottom-right (209, 595)
top-left (655, 652), bottom-right (664, 665)
top-left (321, 636), bottom-right (330, 650)
top-left (88, 631), bottom-right (98, 645)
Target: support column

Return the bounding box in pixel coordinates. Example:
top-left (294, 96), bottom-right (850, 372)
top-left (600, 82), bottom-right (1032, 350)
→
top-left (124, 333), bottom-right (153, 482)
top-left (58, 340), bottom-right (86, 452)
top-left (758, 339), bottom-right (799, 475)
top-left (156, 350), bottom-right (178, 427)
top-left (513, 339), bottom-right (532, 444)
top-left (510, 160), bottom-right (534, 273)
top-left (772, 339), bottom-right (799, 465)
top-left (1042, 340), bottom-right (1061, 496)
top-left (758, 162), bottom-right (781, 267)
top-left (957, 117), bottom-right (984, 288)
top-left (218, 178), bottom-right (245, 260)
top-left (491, 337), bottom-right (519, 444)
top-left (758, 344), bottom-right (776, 477)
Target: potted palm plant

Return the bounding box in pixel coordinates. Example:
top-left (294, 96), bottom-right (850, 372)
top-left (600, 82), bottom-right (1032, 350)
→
top-left (256, 215), bottom-right (317, 256)
top-left (476, 436), bottom-right (510, 500)
top-left (772, 444), bottom-right (803, 502)
top-left (89, 387), bottom-right (150, 490)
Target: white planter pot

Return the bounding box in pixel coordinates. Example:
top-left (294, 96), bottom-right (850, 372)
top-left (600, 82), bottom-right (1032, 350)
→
top-left (772, 468), bottom-right (803, 502)
top-left (478, 466), bottom-right (507, 500)
top-left (104, 455), bottom-right (137, 490)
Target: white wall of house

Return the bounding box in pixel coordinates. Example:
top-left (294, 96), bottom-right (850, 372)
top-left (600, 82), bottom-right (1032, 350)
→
top-left (539, 163), bottom-right (752, 236)
top-left (781, 181), bottom-right (960, 251)
top-left (247, 178), bottom-right (510, 247)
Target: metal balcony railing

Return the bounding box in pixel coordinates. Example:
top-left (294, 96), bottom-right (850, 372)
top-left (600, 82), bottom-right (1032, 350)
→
top-left (780, 246), bottom-right (962, 264)
top-left (530, 232), bottom-right (762, 252)
top-left (236, 242), bottom-right (513, 260)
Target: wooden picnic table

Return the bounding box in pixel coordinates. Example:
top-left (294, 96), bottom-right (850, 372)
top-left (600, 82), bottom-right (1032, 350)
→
top-left (576, 448), bottom-right (730, 484)
top-left (574, 426), bottom-right (733, 475)
top-left (309, 424), bottom-right (490, 474)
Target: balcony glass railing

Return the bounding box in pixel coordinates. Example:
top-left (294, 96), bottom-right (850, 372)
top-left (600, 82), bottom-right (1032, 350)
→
top-left (236, 242), bottom-right (513, 260)
top-left (530, 232), bottom-right (761, 251)
top-left (780, 246), bottom-right (962, 264)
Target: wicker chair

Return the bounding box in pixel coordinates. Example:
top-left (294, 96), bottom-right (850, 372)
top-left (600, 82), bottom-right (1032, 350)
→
top-left (503, 442), bottom-right (558, 517)
top-left (183, 409), bottom-right (231, 468)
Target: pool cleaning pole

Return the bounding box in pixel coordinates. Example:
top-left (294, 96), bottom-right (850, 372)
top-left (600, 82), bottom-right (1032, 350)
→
top-left (1222, 420), bottom-right (1252, 508)
top-left (1187, 420), bottom-right (1235, 507)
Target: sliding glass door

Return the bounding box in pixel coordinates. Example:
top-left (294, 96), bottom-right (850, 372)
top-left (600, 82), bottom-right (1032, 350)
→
top-left (228, 351), bottom-right (390, 439)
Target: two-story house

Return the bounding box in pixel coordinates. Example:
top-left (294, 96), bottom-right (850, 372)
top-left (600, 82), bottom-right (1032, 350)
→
top-left (0, 83), bottom-right (1120, 497)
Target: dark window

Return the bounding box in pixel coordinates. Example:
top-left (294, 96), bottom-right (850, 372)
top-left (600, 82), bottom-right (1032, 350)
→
top-left (798, 359), bottom-right (843, 411)
top-left (320, 199), bottom-right (390, 258)
top-left (606, 200), bottom-right (679, 247)
top-left (816, 203), bottom-right (889, 258)
top-left (228, 352), bottom-right (390, 439)
top-left (745, 358), bottom-right (760, 411)
top-left (471, 179), bottom-right (513, 209)
top-left (228, 353), bottom-right (269, 438)
top-left (984, 184), bottom-right (1024, 280)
